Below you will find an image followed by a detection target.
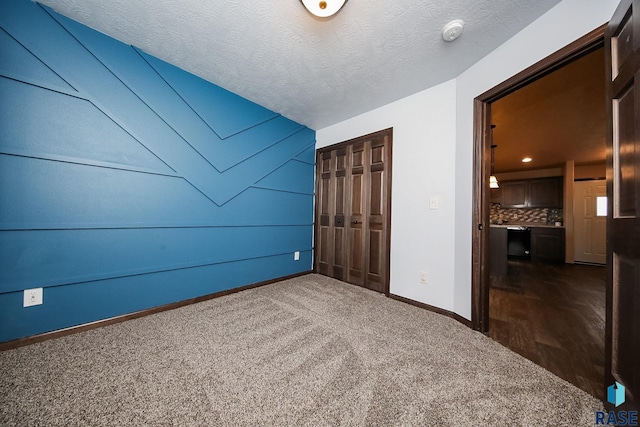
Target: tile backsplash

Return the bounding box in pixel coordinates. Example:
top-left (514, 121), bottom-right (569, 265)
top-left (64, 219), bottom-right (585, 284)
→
top-left (490, 204), bottom-right (563, 225)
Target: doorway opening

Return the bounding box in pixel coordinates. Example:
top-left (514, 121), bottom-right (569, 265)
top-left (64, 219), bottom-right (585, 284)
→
top-left (472, 26), bottom-right (607, 398)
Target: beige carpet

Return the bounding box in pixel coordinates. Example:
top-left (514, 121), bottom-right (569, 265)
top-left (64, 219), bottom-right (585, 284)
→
top-left (0, 274), bottom-right (603, 426)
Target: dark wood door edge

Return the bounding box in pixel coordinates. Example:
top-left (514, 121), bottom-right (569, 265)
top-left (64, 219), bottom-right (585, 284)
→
top-left (471, 24), bottom-right (607, 333)
top-left (389, 293), bottom-right (472, 328)
top-left (0, 271), bottom-right (313, 352)
top-left (603, 0), bottom-right (640, 412)
top-left (472, 98), bottom-right (492, 332)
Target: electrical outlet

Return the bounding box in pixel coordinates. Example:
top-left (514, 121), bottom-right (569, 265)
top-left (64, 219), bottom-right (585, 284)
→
top-left (294, 251), bottom-right (300, 261)
top-left (419, 271), bottom-right (428, 284)
top-left (23, 288), bottom-right (43, 307)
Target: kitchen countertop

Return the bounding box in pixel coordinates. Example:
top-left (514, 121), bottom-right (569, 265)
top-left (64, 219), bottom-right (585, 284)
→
top-left (489, 223), bottom-right (564, 229)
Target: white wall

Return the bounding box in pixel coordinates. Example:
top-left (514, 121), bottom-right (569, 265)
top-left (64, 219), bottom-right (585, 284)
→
top-left (317, 80), bottom-right (458, 311)
top-left (317, 0), bottom-right (620, 320)
top-left (453, 0), bottom-right (619, 319)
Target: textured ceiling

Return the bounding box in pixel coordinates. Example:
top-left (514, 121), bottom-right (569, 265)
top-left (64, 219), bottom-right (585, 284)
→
top-left (36, 0), bottom-right (564, 129)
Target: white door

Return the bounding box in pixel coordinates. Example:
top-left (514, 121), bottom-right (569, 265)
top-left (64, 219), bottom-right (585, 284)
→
top-left (573, 179), bottom-right (606, 264)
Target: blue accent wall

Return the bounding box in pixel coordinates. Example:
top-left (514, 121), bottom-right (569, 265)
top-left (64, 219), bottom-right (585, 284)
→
top-left (0, 1), bottom-right (315, 343)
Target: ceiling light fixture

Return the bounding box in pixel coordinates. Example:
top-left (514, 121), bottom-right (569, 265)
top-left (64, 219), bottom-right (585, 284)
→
top-left (442, 19), bottom-right (465, 42)
top-left (522, 157), bottom-right (532, 163)
top-left (300, 0), bottom-right (348, 18)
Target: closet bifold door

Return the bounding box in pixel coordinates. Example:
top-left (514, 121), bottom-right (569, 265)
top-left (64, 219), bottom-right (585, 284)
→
top-left (346, 142), bottom-right (365, 286)
top-left (333, 147), bottom-right (348, 281)
top-left (314, 129), bottom-right (392, 294)
top-left (316, 148), bottom-right (346, 280)
top-left (365, 136), bottom-right (389, 293)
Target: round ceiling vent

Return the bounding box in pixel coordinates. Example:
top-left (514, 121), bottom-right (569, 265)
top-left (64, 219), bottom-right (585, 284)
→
top-left (442, 19), bottom-right (465, 42)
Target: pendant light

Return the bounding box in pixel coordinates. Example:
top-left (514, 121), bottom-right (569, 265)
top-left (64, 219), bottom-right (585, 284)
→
top-left (300, 0), bottom-right (348, 18)
top-left (490, 125), bottom-right (499, 189)
top-left (489, 173), bottom-right (499, 189)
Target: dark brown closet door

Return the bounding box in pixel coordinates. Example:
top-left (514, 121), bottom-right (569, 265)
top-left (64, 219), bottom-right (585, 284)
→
top-left (316, 148), bottom-right (347, 280)
top-left (347, 141), bottom-right (366, 286)
top-left (315, 129), bottom-right (392, 294)
top-left (366, 137), bottom-right (389, 292)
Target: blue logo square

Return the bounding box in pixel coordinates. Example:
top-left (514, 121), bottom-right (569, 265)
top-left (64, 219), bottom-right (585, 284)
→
top-left (607, 381), bottom-right (626, 407)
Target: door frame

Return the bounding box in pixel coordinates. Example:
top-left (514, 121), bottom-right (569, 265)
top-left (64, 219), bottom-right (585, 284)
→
top-left (471, 25), bottom-right (606, 332)
top-left (313, 127), bottom-right (393, 295)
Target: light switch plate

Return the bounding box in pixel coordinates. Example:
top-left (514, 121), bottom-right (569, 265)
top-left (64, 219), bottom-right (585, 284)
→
top-left (294, 251), bottom-right (300, 261)
top-left (24, 288), bottom-right (43, 307)
top-left (429, 197), bottom-right (439, 210)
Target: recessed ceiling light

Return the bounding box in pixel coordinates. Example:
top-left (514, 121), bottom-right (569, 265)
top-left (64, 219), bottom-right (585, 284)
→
top-left (522, 157), bottom-right (532, 163)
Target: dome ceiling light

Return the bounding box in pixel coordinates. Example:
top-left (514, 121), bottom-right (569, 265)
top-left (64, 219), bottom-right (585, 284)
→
top-left (300, 0), bottom-right (348, 18)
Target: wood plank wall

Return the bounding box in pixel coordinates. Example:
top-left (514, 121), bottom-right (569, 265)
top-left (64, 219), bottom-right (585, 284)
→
top-left (0, 1), bottom-right (315, 343)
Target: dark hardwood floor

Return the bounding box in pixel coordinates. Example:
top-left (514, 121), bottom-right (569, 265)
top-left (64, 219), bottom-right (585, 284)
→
top-left (488, 259), bottom-right (606, 399)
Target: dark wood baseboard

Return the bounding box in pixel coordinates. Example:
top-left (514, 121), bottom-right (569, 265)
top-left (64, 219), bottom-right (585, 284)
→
top-left (0, 271), bottom-right (312, 352)
top-left (388, 293), bottom-right (472, 328)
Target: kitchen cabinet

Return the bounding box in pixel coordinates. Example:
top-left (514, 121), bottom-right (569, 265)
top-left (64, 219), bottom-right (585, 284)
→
top-left (500, 177), bottom-right (563, 208)
top-left (500, 181), bottom-right (528, 207)
top-left (490, 187), bottom-right (501, 204)
top-left (528, 178), bottom-right (563, 208)
top-left (531, 227), bottom-right (565, 263)
top-left (490, 226), bottom-right (507, 277)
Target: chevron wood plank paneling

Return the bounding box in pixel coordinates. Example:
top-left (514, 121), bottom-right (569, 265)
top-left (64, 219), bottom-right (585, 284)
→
top-left (40, 10), bottom-right (302, 173)
top-left (2, 253), bottom-right (308, 342)
top-left (295, 144), bottom-right (316, 164)
top-left (0, 28), bottom-right (76, 93)
top-left (0, 0), bottom-right (315, 343)
top-left (0, 79), bottom-right (174, 173)
top-left (0, 155), bottom-right (208, 229)
top-left (0, 226), bottom-right (312, 294)
top-left (255, 160), bottom-right (315, 195)
top-left (139, 49), bottom-right (279, 140)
